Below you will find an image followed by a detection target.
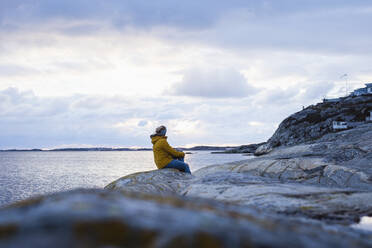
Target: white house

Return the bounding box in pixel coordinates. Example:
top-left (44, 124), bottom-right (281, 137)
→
top-left (352, 83), bottom-right (372, 96)
top-left (333, 121), bottom-right (348, 130)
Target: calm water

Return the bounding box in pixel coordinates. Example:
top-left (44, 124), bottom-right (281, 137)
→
top-left (0, 151), bottom-right (248, 206)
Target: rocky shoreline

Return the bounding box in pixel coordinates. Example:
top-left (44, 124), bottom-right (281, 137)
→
top-left (104, 123), bottom-right (372, 226)
top-left (0, 96), bottom-right (371, 247)
top-left (264, 94), bottom-right (372, 150)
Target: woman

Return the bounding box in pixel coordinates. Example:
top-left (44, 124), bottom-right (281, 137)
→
top-left (150, 125), bottom-right (191, 174)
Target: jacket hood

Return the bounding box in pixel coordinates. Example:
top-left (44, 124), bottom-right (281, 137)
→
top-left (151, 135), bottom-right (167, 145)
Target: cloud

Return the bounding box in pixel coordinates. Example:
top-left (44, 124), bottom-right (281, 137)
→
top-left (1, 1), bottom-right (372, 148)
top-left (1, 1), bottom-right (371, 99)
top-left (302, 81), bottom-right (335, 100)
top-left (0, 87), bottom-right (302, 149)
top-left (0, 64), bottom-right (39, 77)
top-left (170, 67), bottom-right (258, 98)
top-left (256, 81), bottom-right (336, 106)
top-left (0, 87), bottom-right (219, 148)
top-left (0, 1), bottom-right (248, 30)
top-left (258, 87), bottom-right (299, 105)
top-left (206, 6), bottom-right (372, 55)
top-left (2, 1), bottom-right (372, 56)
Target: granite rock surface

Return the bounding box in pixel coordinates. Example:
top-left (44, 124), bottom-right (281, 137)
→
top-left (1, 189), bottom-right (371, 248)
top-left (263, 95), bottom-right (372, 149)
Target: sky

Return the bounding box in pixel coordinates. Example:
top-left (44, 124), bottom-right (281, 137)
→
top-left (1, 0), bottom-right (372, 149)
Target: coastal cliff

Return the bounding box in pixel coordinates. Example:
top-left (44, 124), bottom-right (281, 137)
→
top-left (265, 95), bottom-right (372, 149)
top-left (1, 97), bottom-right (371, 248)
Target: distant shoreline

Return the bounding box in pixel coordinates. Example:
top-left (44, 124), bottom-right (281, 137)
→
top-left (0, 146), bottom-right (238, 152)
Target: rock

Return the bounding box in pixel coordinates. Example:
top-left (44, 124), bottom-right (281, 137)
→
top-left (183, 171), bottom-right (372, 223)
top-left (104, 168), bottom-right (193, 195)
top-left (103, 122), bottom-right (372, 225)
top-left (254, 143), bottom-right (273, 156)
top-left (250, 124), bottom-right (372, 188)
top-left (220, 142), bottom-right (266, 154)
top-left (1, 189), bottom-right (372, 248)
top-left (104, 153), bottom-right (372, 224)
top-left (265, 95), bottom-right (372, 150)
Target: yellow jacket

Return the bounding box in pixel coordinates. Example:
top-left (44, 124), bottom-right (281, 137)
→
top-left (151, 136), bottom-right (185, 169)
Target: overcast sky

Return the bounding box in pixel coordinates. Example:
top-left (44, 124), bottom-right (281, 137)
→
top-left (1, 0), bottom-right (371, 149)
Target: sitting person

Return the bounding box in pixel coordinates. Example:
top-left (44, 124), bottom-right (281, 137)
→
top-left (150, 125), bottom-right (191, 174)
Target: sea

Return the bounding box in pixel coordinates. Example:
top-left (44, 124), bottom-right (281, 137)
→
top-left (0, 151), bottom-right (249, 207)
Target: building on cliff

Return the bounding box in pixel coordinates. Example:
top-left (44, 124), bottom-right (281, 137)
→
top-left (332, 121), bottom-right (348, 130)
top-left (366, 111), bottom-right (372, 121)
top-left (351, 83), bottom-right (372, 96)
top-left (323, 83), bottom-right (372, 103)
top-left (323, 97), bottom-right (340, 103)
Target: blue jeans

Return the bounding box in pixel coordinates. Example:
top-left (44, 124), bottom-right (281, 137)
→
top-left (164, 157), bottom-right (191, 174)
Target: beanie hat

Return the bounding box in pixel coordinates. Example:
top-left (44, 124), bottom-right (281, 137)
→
top-left (156, 125), bottom-right (167, 135)
top-left (151, 125), bottom-right (167, 138)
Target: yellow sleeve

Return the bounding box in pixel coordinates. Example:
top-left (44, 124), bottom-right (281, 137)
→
top-left (161, 139), bottom-right (185, 158)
